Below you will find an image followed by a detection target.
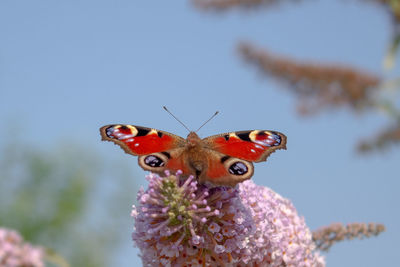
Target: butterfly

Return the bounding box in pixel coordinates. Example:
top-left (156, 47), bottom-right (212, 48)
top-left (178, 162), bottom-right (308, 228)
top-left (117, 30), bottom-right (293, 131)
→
top-left (100, 124), bottom-right (287, 187)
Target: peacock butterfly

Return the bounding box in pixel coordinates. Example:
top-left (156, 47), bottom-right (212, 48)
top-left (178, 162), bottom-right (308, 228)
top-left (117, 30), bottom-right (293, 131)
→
top-left (100, 123), bottom-right (287, 187)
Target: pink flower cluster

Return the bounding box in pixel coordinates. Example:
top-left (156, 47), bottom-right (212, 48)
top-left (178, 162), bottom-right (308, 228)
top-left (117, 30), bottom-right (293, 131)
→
top-left (0, 227), bottom-right (44, 267)
top-left (131, 171), bottom-right (325, 267)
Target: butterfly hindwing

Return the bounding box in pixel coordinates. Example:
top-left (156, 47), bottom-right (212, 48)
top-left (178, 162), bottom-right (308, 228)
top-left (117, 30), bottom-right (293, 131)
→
top-left (202, 150), bottom-right (254, 187)
top-left (162, 149), bottom-right (192, 175)
top-left (203, 130), bottom-right (287, 163)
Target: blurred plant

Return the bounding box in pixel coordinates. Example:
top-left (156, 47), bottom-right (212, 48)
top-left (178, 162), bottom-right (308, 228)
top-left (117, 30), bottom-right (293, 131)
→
top-left (0, 227), bottom-right (45, 267)
top-left (363, 0), bottom-right (400, 68)
top-left (193, 0), bottom-right (302, 11)
top-left (193, 0), bottom-right (400, 20)
top-left (0, 138), bottom-right (137, 267)
top-left (238, 42), bottom-right (381, 115)
top-left (312, 222), bottom-right (386, 251)
top-left (358, 122), bottom-right (400, 151)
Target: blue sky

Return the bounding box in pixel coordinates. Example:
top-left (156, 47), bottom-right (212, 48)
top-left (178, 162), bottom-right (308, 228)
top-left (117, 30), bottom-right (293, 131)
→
top-left (1, 0), bottom-right (399, 266)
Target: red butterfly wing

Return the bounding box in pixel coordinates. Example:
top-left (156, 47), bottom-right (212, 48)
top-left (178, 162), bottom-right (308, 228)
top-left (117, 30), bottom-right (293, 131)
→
top-left (203, 130), bottom-right (287, 162)
top-left (100, 124), bottom-right (185, 155)
top-left (163, 151), bottom-right (192, 175)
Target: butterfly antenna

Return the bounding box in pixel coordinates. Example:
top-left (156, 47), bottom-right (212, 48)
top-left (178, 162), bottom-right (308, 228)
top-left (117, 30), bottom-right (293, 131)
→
top-left (196, 111), bottom-right (219, 132)
top-left (163, 106), bottom-right (191, 132)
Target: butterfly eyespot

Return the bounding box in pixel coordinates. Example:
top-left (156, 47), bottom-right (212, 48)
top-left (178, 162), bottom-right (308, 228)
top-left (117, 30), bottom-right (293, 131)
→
top-left (138, 152), bottom-right (169, 172)
top-left (144, 155), bottom-right (165, 167)
top-left (228, 162), bottom-right (248, 175)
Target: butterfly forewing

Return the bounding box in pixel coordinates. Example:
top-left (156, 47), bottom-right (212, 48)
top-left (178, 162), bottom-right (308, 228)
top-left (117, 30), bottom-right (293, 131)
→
top-left (100, 124), bottom-right (185, 156)
top-left (203, 130), bottom-right (287, 162)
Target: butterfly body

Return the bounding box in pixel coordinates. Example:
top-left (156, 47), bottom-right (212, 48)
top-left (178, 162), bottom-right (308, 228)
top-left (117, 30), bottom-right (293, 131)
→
top-left (100, 125), bottom-right (287, 187)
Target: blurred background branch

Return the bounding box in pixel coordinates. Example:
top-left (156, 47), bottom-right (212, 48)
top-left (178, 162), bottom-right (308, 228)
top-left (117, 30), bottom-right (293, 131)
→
top-left (238, 42), bottom-right (382, 115)
top-left (193, 0), bottom-right (303, 11)
top-left (312, 222), bottom-right (386, 251)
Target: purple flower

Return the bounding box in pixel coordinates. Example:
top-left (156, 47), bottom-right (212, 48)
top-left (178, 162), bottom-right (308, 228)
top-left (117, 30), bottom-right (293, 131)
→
top-left (0, 227), bottom-right (44, 267)
top-left (132, 171), bottom-right (325, 267)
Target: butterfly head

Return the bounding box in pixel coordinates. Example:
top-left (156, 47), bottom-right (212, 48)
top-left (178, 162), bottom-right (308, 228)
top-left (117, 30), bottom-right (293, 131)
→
top-left (187, 132), bottom-right (201, 147)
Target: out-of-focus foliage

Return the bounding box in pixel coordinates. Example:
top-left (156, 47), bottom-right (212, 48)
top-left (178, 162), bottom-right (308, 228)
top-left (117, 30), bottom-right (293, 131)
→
top-left (362, 0), bottom-right (400, 69)
top-left (0, 139), bottom-right (137, 267)
top-left (358, 121), bottom-right (400, 152)
top-left (312, 222), bottom-right (386, 251)
top-left (193, 0), bottom-right (302, 11)
top-left (238, 42), bottom-right (381, 115)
